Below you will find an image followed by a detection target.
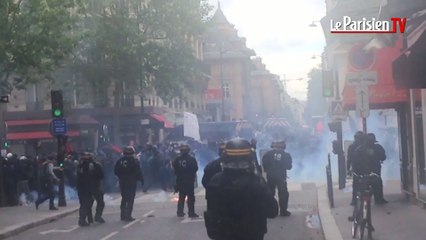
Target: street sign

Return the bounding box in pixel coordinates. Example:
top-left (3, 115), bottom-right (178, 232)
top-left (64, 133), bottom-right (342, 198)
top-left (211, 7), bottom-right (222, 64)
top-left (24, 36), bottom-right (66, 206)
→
top-left (346, 71), bottom-right (378, 86)
top-left (330, 100), bottom-right (347, 121)
top-left (356, 85), bottom-right (370, 118)
top-left (51, 118), bottom-right (67, 135)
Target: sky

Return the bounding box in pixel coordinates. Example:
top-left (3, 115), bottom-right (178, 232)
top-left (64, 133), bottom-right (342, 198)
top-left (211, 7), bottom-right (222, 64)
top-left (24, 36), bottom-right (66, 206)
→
top-left (207, 0), bottom-right (326, 101)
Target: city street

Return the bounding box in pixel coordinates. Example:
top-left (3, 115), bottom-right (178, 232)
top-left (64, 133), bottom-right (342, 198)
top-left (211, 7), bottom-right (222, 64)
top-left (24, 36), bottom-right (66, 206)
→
top-left (6, 183), bottom-right (324, 240)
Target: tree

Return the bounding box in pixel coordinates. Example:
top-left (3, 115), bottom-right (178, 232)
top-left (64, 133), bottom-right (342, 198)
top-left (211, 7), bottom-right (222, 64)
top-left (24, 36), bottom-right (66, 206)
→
top-left (303, 68), bottom-right (328, 124)
top-left (0, 0), bottom-right (82, 94)
top-left (68, 0), bottom-right (212, 108)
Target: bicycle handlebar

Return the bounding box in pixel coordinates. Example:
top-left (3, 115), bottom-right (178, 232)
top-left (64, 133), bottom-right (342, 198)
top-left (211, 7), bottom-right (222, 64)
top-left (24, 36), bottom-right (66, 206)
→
top-left (353, 172), bottom-right (380, 178)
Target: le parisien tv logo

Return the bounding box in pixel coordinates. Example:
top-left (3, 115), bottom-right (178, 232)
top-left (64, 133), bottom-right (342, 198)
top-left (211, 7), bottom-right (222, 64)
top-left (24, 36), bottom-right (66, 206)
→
top-left (330, 16), bottom-right (406, 34)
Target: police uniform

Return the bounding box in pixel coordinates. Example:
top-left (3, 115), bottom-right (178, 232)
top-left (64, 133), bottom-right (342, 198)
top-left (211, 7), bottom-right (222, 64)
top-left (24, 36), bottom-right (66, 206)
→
top-left (367, 133), bottom-right (388, 204)
top-left (262, 141), bottom-right (292, 216)
top-left (114, 146), bottom-right (144, 222)
top-left (172, 144), bottom-right (199, 218)
top-left (202, 142), bottom-right (226, 189)
top-left (347, 131), bottom-right (364, 205)
top-left (205, 138), bottom-right (278, 240)
top-left (77, 154), bottom-right (96, 226)
top-left (88, 158), bottom-right (105, 223)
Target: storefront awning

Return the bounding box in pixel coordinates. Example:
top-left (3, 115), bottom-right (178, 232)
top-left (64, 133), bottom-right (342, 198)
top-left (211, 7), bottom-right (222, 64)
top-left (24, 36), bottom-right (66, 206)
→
top-left (342, 36), bottom-right (409, 108)
top-left (6, 119), bottom-right (51, 126)
top-left (392, 27), bottom-right (426, 89)
top-left (149, 113), bottom-right (174, 128)
top-left (7, 131), bottom-right (80, 140)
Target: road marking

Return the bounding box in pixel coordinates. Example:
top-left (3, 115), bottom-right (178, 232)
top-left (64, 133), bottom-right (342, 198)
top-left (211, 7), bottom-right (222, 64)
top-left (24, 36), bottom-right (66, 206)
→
top-left (140, 220), bottom-right (146, 224)
top-left (100, 231), bottom-right (118, 240)
top-left (181, 217), bottom-right (205, 223)
top-left (123, 219), bottom-right (140, 229)
top-left (143, 210), bottom-right (155, 218)
top-left (195, 189), bottom-right (205, 196)
top-left (40, 225), bottom-right (78, 235)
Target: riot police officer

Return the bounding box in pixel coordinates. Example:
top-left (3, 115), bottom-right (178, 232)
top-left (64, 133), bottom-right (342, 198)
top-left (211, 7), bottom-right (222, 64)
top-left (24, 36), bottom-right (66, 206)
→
top-left (347, 131), bottom-right (364, 205)
top-left (77, 152), bottom-right (97, 226)
top-left (114, 146), bottom-right (144, 222)
top-left (87, 153), bottom-right (106, 223)
top-left (172, 144), bottom-right (199, 218)
top-left (262, 140), bottom-right (292, 217)
top-left (202, 142), bottom-right (226, 189)
top-left (367, 133), bottom-right (388, 204)
top-left (204, 138), bottom-right (278, 240)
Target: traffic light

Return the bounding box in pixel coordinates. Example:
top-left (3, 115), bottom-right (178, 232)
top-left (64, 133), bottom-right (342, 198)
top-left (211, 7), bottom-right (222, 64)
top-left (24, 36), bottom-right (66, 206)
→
top-left (3, 140), bottom-right (9, 148)
top-left (51, 90), bottom-right (64, 118)
top-left (322, 70), bottom-right (334, 98)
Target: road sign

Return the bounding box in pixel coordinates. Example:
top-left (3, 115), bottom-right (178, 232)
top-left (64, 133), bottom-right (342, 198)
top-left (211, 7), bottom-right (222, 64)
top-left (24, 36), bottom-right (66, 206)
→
top-left (51, 118), bottom-right (67, 135)
top-left (330, 100), bottom-right (347, 121)
top-left (346, 71), bottom-right (378, 86)
top-left (356, 85), bottom-right (370, 118)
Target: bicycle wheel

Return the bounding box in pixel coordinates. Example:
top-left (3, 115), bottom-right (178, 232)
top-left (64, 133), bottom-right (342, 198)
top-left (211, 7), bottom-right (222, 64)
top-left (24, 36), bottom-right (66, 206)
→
top-left (359, 220), bottom-right (365, 240)
top-left (358, 201), bottom-right (366, 240)
top-left (351, 200), bottom-right (360, 238)
top-left (351, 220), bottom-right (358, 238)
top-left (367, 201), bottom-right (373, 239)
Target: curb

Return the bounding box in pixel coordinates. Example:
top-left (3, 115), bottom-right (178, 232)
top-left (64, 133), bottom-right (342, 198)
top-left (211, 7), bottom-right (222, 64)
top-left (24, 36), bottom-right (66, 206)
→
top-left (0, 207), bottom-right (79, 240)
top-left (317, 186), bottom-right (344, 240)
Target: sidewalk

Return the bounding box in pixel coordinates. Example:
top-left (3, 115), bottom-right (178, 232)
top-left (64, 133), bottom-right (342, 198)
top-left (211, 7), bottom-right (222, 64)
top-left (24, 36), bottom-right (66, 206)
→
top-left (318, 179), bottom-right (426, 240)
top-left (0, 193), bottom-right (120, 239)
top-left (0, 200), bottom-right (79, 239)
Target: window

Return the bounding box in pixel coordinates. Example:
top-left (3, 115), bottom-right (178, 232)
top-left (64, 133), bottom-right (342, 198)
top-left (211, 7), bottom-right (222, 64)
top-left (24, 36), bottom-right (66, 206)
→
top-left (223, 83), bottom-right (231, 99)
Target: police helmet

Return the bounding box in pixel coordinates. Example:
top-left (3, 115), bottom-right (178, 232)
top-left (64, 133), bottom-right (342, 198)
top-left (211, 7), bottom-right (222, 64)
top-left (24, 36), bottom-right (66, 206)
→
top-left (218, 141), bottom-right (226, 156)
top-left (367, 133), bottom-right (377, 143)
top-left (6, 153), bottom-right (13, 159)
top-left (81, 152), bottom-right (94, 160)
top-left (271, 140), bottom-right (286, 150)
top-left (179, 144), bottom-right (190, 154)
top-left (123, 146), bottom-right (135, 156)
top-left (354, 131), bottom-right (364, 141)
top-left (222, 138), bottom-right (254, 170)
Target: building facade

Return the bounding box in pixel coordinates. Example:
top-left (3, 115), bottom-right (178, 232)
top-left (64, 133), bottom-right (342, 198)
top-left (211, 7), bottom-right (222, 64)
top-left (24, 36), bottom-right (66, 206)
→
top-left (321, 0), bottom-right (426, 205)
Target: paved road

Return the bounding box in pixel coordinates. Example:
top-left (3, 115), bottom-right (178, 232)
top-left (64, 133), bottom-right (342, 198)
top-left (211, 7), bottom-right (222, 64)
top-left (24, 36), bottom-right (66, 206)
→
top-left (7, 182), bottom-right (324, 240)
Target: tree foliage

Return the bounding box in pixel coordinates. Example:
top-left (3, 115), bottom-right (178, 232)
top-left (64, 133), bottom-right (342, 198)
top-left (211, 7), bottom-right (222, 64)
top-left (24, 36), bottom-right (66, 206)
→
top-left (69, 0), bottom-right (211, 107)
top-left (0, 0), bottom-right (81, 93)
top-left (304, 68), bottom-right (328, 122)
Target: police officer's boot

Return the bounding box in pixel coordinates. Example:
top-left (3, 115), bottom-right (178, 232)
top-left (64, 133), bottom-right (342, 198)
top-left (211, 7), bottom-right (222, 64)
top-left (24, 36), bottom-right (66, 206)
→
top-left (121, 210), bottom-right (127, 221)
top-left (188, 195), bottom-right (199, 218)
top-left (177, 195), bottom-right (185, 217)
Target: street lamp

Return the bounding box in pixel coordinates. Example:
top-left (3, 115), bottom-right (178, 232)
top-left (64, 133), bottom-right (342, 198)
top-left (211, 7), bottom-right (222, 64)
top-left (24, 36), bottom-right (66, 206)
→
top-left (309, 20), bottom-right (321, 27)
top-left (311, 54), bottom-right (321, 59)
top-left (218, 42), bottom-right (226, 122)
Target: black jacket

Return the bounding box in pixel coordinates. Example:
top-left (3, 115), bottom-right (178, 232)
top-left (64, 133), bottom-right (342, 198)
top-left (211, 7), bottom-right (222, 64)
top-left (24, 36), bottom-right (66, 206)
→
top-left (114, 156), bottom-right (144, 184)
top-left (206, 170), bottom-right (278, 240)
top-left (202, 158), bottom-right (222, 188)
top-left (262, 149), bottom-right (292, 179)
top-left (172, 153), bottom-right (198, 186)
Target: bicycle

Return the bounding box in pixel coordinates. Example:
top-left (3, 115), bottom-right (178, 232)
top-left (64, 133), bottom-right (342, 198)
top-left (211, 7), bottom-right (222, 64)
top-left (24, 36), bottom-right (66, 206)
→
top-left (349, 172), bottom-right (379, 240)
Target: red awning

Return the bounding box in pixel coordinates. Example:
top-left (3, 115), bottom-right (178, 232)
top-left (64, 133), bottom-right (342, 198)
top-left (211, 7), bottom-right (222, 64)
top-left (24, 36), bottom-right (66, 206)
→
top-left (7, 131), bottom-right (80, 140)
top-left (6, 115), bottom-right (99, 127)
top-left (342, 35), bottom-right (409, 108)
top-left (150, 113), bottom-right (174, 128)
top-left (6, 119), bottom-right (51, 126)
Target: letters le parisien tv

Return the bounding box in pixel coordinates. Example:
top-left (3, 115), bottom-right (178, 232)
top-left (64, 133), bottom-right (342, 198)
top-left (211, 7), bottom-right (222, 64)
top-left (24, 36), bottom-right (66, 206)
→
top-left (330, 16), bottom-right (406, 33)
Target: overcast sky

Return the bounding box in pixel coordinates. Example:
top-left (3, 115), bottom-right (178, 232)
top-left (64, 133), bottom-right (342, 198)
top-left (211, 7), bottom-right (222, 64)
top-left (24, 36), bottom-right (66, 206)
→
top-left (207, 0), bottom-right (326, 101)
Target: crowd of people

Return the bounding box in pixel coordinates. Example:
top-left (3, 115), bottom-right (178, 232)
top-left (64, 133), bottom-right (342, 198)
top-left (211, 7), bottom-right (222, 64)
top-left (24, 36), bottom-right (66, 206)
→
top-left (0, 128), bottom-right (390, 239)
